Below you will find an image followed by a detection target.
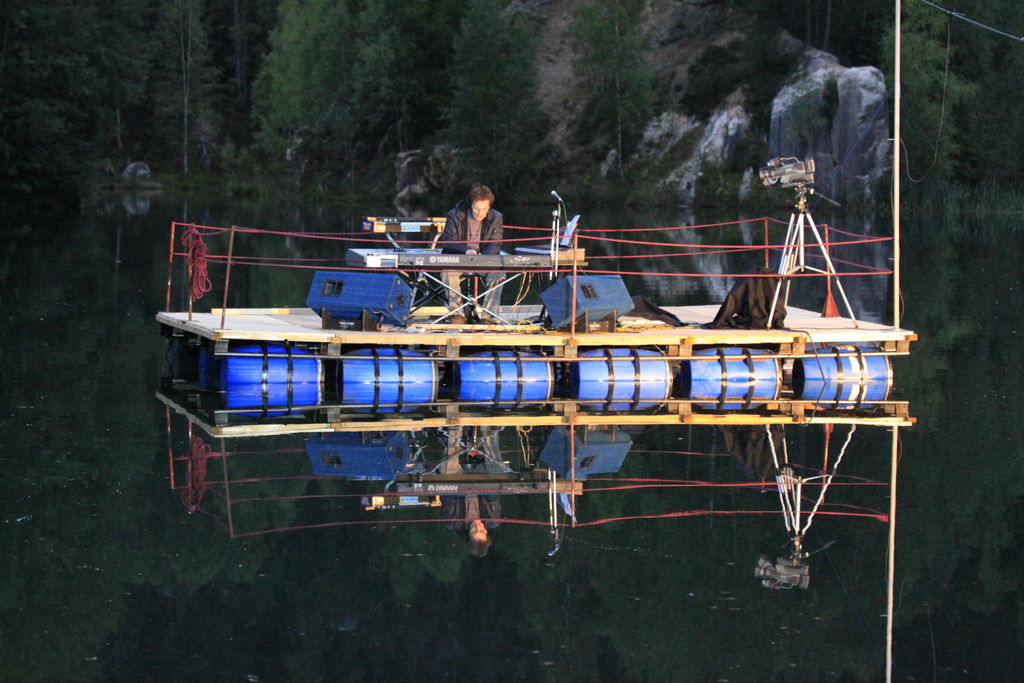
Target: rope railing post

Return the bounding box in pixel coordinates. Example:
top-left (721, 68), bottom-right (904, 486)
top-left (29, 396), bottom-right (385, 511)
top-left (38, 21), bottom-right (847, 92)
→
top-left (220, 225), bottom-right (237, 330)
top-left (165, 221), bottom-right (177, 312)
top-left (570, 230), bottom-right (579, 340)
top-left (763, 218), bottom-right (770, 269)
top-left (186, 226), bottom-right (194, 322)
top-left (165, 405), bottom-right (175, 489)
top-left (570, 422), bottom-right (577, 527)
top-left (222, 437), bottom-right (235, 538)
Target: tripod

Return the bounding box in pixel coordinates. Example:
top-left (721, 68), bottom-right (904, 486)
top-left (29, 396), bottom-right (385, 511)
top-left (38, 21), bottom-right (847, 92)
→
top-left (767, 183), bottom-right (858, 328)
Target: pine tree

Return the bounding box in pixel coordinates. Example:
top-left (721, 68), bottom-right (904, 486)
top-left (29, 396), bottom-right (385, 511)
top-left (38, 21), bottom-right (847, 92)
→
top-left (446, 0), bottom-right (548, 189)
top-left (571, 0), bottom-right (653, 178)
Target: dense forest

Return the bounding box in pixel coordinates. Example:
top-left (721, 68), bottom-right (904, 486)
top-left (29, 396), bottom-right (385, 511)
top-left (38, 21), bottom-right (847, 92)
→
top-left (3, 0), bottom-right (1024, 204)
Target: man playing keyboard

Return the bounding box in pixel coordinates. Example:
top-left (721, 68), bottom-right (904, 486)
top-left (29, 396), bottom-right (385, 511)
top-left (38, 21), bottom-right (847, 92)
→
top-left (439, 185), bottom-right (504, 323)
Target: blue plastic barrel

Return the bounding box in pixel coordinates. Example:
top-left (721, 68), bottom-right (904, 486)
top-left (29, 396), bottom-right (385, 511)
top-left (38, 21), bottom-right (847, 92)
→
top-left (571, 348), bottom-right (672, 409)
top-left (198, 347), bottom-right (222, 390)
top-left (455, 351), bottom-right (553, 403)
top-left (793, 345), bottom-right (892, 408)
top-left (220, 343), bottom-right (321, 386)
top-left (681, 347), bottom-right (780, 409)
top-left (222, 381), bottom-right (321, 417)
top-left (336, 347), bottom-right (437, 411)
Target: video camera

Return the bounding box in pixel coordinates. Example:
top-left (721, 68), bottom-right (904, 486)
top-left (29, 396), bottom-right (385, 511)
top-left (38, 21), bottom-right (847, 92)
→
top-left (759, 156), bottom-right (816, 189)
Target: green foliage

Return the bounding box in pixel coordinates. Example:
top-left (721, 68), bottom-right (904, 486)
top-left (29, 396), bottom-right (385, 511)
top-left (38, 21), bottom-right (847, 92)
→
top-left (0, 0), bottom-right (280, 197)
top-left (445, 0), bottom-right (549, 189)
top-left (736, 0), bottom-right (892, 67)
top-left (251, 0), bottom-right (351, 151)
top-left (571, 0), bottom-right (654, 176)
top-left (251, 0), bottom-right (464, 191)
top-left (883, 0), bottom-right (975, 181)
top-left (10, 0), bottom-right (1024, 201)
top-left (682, 33), bottom-right (796, 131)
top-left (0, 1), bottom-right (110, 196)
top-left (946, 1), bottom-right (1024, 184)
top-left (150, 0), bottom-right (223, 175)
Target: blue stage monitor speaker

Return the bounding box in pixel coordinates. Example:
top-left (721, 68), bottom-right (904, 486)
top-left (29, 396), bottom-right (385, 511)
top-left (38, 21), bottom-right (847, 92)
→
top-left (307, 271), bottom-right (412, 326)
top-left (540, 275), bottom-right (633, 329)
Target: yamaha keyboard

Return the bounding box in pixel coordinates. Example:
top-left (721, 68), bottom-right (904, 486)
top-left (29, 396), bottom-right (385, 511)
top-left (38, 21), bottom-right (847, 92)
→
top-left (346, 247), bottom-right (587, 269)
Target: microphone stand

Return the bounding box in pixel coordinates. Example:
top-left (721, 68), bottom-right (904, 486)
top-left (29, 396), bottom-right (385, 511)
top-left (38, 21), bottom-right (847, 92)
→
top-left (550, 205), bottom-right (559, 280)
top-left (549, 191), bottom-right (565, 280)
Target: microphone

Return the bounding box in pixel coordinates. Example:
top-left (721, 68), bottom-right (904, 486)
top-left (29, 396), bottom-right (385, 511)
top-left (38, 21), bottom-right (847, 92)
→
top-left (551, 190), bottom-right (563, 203)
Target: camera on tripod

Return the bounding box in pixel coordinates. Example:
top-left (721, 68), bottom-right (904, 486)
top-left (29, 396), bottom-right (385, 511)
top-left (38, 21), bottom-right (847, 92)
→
top-left (759, 156), bottom-right (816, 188)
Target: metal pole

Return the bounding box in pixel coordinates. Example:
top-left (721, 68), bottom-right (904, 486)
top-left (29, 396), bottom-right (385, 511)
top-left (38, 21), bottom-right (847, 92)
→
top-left (165, 222), bottom-right (177, 312)
top-left (825, 224), bottom-right (834, 308)
top-left (570, 231), bottom-right (579, 340)
top-left (886, 425), bottom-right (899, 682)
top-left (569, 421), bottom-right (576, 527)
top-left (893, 0), bottom-right (902, 331)
top-left (763, 218), bottom-right (770, 269)
top-left (220, 225), bottom-right (237, 330)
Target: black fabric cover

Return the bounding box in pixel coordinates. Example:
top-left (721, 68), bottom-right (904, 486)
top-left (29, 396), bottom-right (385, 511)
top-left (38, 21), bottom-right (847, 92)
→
top-left (719, 425), bottom-right (786, 481)
top-left (626, 295), bottom-right (683, 326)
top-left (709, 266), bottom-right (786, 329)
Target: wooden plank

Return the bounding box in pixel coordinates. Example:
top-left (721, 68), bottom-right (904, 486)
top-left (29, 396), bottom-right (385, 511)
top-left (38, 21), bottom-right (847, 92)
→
top-left (158, 304), bottom-right (917, 353)
top-left (162, 406), bottom-right (914, 439)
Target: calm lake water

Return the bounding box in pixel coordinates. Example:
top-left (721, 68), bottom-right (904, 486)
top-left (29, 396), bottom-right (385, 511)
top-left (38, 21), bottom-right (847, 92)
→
top-left (2, 191), bottom-right (1021, 681)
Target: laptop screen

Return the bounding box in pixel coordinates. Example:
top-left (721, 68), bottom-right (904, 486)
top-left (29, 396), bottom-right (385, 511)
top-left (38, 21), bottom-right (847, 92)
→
top-left (559, 214), bottom-right (581, 247)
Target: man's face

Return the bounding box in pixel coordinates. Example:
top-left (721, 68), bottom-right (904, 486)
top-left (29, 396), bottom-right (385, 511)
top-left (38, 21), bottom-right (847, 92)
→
top-left (471, 199), bottom-right (491, 221)
top-left (469, 519), bottom-right (489, 542)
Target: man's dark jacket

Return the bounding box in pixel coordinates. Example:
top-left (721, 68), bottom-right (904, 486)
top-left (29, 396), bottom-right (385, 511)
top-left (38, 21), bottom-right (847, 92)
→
top-left (440, 199), bottom-right (504, 254)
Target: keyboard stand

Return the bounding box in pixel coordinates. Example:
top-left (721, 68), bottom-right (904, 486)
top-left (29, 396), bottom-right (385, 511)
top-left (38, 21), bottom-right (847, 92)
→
top-left (420, 270), bottom-right (522, 325)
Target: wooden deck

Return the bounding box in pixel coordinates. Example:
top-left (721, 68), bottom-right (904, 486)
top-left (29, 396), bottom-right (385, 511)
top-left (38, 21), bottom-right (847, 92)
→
top-left (157, 304), bottom-right (916, 357)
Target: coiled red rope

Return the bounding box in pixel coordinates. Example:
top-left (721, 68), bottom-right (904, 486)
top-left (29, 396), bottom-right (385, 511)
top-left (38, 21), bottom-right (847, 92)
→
top-left (181, 224), bottom-right (213, 302)
top-left (181, 436), bottom-right (212, 513)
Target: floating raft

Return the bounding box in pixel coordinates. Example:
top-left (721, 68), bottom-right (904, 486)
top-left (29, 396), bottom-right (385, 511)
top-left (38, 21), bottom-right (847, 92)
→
top-left (156, 302), bottom-right (916, 437)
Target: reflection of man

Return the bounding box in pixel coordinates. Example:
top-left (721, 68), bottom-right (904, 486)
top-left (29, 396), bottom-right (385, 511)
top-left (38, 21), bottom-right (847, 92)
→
top-left (438, 426), bottom-right (505, 556)
top-left (443, 495), bottom-right (500, 557)
top-left (439, 185), bottom-right (504, 323)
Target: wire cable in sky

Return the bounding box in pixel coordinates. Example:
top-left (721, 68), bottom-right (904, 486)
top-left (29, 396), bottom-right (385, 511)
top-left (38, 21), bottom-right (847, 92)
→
top-left (919, 0), bottom-right (1024, 42)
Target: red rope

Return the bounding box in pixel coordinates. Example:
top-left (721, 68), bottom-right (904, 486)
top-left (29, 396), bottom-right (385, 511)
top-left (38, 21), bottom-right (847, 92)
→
top-left (581, 268), bottom-right (891, 278)
top-left (573, 509), bottom-right (888, 527)
top-left (579, 217), bottom-right (784, 232)
top-left (180, 436), bottom-right (212, 513)
top-left (181, 225), bottom-right (213, 302)
top-left (226, 508), bottom-right (888, 537)
top-left (166, 218), bottom-right (895, 290)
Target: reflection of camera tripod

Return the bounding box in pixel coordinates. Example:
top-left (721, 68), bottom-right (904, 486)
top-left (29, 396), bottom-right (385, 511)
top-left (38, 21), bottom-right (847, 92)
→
top-left (767, 183), bottom-right (858, 327)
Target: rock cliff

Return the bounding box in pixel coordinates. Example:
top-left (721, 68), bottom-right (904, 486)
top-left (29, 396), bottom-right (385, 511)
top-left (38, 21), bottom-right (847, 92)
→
top-left (396, 0), bottom-right (891, 207)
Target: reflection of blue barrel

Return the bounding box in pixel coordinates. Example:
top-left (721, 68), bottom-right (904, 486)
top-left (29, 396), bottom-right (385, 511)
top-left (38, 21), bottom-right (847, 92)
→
top-left (220, 344), bottom-right (321, 386)
top-left (455, 351), bottom-right (553, 403)
top-left (222, 381), bottom-right (321, 417)
top-left (793, 345), bottom-right (892, 408)
top-left (571, 348), bottom-right (672, 407)
top-left (681, 347), bottom-right (780, 409)
top-left (336, 348), bottom-right (437, 410)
